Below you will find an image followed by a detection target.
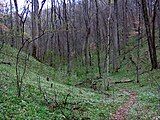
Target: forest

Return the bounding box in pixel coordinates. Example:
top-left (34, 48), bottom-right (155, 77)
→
top-left (0, 0), bottom-right (160, 119)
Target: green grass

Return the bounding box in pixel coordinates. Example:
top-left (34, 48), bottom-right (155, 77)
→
top-left (0, 45), bottom-right (127, 119)
top-left (108, 37), bottom-right (160, 119)
top-left (0, 36), bottom-right (160, 120)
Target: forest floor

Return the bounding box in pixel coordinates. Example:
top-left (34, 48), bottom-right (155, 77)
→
top-left (112, 90), bottom-right (137, 120)
top-left (0, 43), bottom-right (160, 119)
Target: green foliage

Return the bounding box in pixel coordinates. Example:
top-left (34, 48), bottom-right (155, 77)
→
top-left (0, 45), bottom-right (122, 119)
top-left (0, 35), bottom-right (160, 120)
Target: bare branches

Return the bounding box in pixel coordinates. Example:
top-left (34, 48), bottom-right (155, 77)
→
top-left (38, 0), bottom-right (47, 16)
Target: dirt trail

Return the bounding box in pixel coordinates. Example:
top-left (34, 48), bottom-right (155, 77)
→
top-left (111, 90), bottom-right (137, 120)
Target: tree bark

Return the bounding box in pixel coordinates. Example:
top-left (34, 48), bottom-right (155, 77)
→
top-left (141, 0), bottom-right (158, 69)
top-left (63, 0), bottom-right (71, 74)
top-left (83, 0), bottom-right (90, 74)
top-left (95, 0), bottom-right (102, 78)
top-left (157, 1), bottom-right (160, 46)
top-left (13, 0), bottom-right (19, 47)
top-left (10, 0), bottom-right (14, 47)
top-left (113, 0), bottom-right (120, 72)
top-left (31, 0), bottom-right (39, 59)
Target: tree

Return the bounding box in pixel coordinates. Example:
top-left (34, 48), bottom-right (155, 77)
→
top-left (31, 0), bottom-right (39, 58)
top-left (136, 0), bottom-right (142, 83)
top-left (103, 0), bottom-right (112, 74)
top-left (141, 0), bottom-right (158, 69)
top-left (13, 0), bottom-right (19, 47)
top-left (82, 0), bottom-right (90, 74)
top-left (63, 0), bottom-right (71, 74)
top-left (10, 0), bottom-right (14, 47)
top-left (113, 0), bottom-right (120, 72)
top-left (95, 0), bottom-right (102, 78)
top-left (122, 0), bottom-right (129, 45)
top-left (13, 1), bottom-right (30, 97)
top-left (37, 0), bottom-right (46, 60)
top-left (157, 0), bottom-right (160, 46)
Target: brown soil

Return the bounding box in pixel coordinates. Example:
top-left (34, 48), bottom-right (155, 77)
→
top-left (111, 90), bottom-right (137, 120)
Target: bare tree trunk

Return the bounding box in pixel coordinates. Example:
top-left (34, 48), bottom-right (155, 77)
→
top-left (95, 0), bottom-right (102, 78)
top-left (50, 0), bottom-right (54, 66)
top-left (103, 0), bottom-right (112, 74)
top-left (83, 0), bottom-right (90, 74)
top-left (141, 0), bottom-right (158, 69)
top-left (54, 0), bottom-right (62, 63)
top-left (114, 0), bottom-right (120, 55)
top-left (102, 0), bottom-right (112, 91)
top-left (37, 16), bottom-right (42, 60)
top-left (57, 0), bottom-right (63, 63)
top-left (72, 0), bottom-right (78, 62)
top-left (37, 0), bottom-right (46, 60)
top-left (136, 0), bottom-right (141, 83)
top-left (50, 0), bottom-right (61, 66)
top-left (113, 0), bottom-right (120, 72)
top-left (44, 3), bottom-right (49, 60)
top-left (157, 1), bottom-right (160, 46)
top-left (14, 3), bottom-right (30, 97)
top-left (106, 1), bottom-right (112, 75)
top-left (63, 0), bottom-right (71, 74)
top-left (31, 0), bottom-right (39, 59)
top-left (13, 0), bottom-right (19, 47)
top-left (122, 0), bottom-right (128, 45)
top-left (10, 0), bottom-right (14, 47)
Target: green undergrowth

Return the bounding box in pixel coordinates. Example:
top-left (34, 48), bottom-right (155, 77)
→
top-left (0, 35), bottom-right (160, 119)
top-left (0, 45), bottom-right (127, 119)
top-left (108, 37), bottom-right (160, 119)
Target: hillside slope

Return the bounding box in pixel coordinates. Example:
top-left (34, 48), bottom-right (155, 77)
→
top-left (0, 44), bottom-right (159, 119)
top-left (0, 45), bottom-right (126, 119)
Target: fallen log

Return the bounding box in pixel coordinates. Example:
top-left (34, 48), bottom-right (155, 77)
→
top-left (75, 79), bottom-right (92, 87)
top-left (111, 79), bottom-right (134, 84)
top-left (0, 61), bottom-right (11, 66)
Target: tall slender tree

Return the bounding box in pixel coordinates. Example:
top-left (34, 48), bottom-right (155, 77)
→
top-left (113, 0), bottom-right (120, 72)
top-left (157, 0), bottom-right (160, 46)
top-left (141, 0), bottom-right (158, 69)
top-left (13, 0), bottom-right (19, 47)
top-left (10, 0), bottom-right (14, 47)
top-left (82, 0), bottom-right (90, 74)
top-left (31, 0), bottom-right (39, 58)
top-left (63, 0), bottom-right (71, 74)
top-left (95, 0), bottom-right (102, 78)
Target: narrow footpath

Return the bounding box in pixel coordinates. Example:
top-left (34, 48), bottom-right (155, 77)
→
top-left (111, 90), bottom-right (137, 120)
